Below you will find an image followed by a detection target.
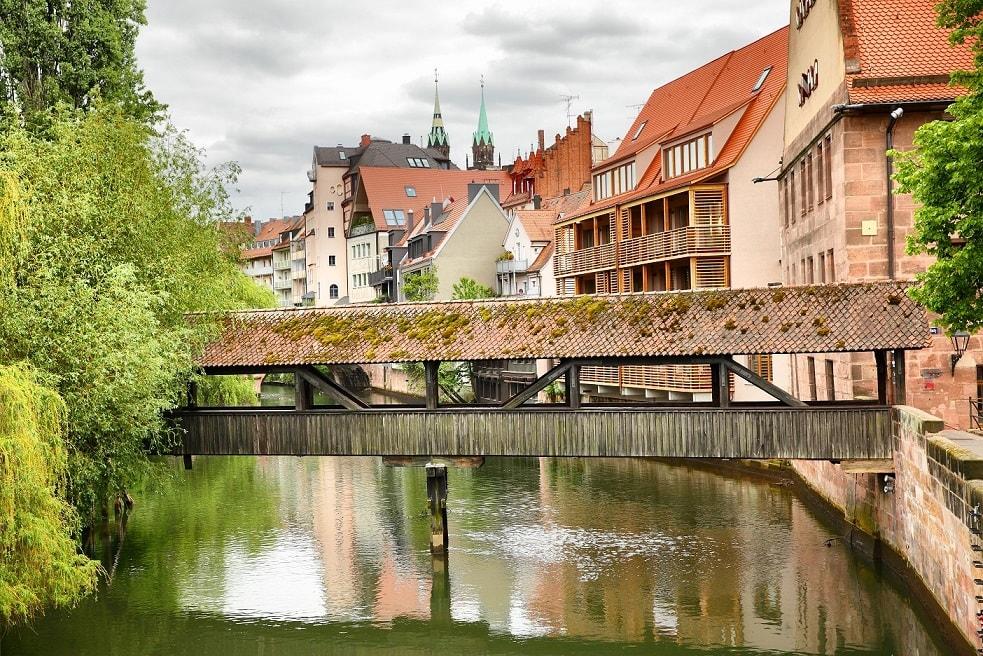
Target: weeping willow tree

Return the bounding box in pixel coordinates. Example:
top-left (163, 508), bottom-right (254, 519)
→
top-left (0, 365), bottom-right (100, 625)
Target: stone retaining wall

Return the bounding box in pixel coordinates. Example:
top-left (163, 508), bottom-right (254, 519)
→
top-left (792, 406), bottom-right (982, 653)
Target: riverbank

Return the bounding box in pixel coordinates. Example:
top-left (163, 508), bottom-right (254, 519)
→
top-left (669, 406), bottom-right (981, 655)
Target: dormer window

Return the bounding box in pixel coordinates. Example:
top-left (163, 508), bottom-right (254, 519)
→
top-left (383, 209), bottom-right (406, 225)
top-left (593, 161), bottom-right (637, 201)
top-left (338, 151), bottom-right (346, 159)
top-left (664, 133), bottom-right (713, 180)
top-left (752, 67), bottom-right (772, 93)
top-left (632, 121), bottom-right (647, 141)
top-left (407, 158), bottom-right (431, 168)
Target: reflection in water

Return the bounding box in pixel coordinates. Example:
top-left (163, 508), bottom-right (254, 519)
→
top-left (3, 456), bottom-right (949, 655)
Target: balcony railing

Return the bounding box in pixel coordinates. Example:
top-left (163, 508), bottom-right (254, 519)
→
top-left (554, 242), bottom-right (616, 277)
top-left (496, 259), bottom-right (529, 274)
top-left (580, 365), bottom-right (712, 393)
top-left (619, 225), bottom-right (731, 267)
top-left (368, 266), bottom-right (393, 287)
top-left (972, 398), bottom-right (983, 430)
top-left (274, 274), bottom-right (291, 290)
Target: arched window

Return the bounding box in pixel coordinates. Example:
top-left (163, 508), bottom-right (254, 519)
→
top-left (329, 284), bottom-right (339, 299)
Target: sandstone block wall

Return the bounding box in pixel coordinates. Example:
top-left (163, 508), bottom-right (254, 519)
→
top-left (792, 406), bottom-right (983, 652)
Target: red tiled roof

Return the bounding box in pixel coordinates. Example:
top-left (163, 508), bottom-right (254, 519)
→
top-left (514, 210), bottom-right (555, 242)
top-left (197, 282), bottom-right (928, 367)
top-left (568, 27), bottom-right (788, 222)
top-left (840, 0), bottom-right (973, 103)
top-left (359, 167), bottom-right (510, 232)
top-left (241, 246), bottom-right (273, 260)
top-left (526, 243), bottom-right (554, 273)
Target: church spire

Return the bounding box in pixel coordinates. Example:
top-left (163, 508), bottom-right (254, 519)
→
top-left (427, 68), bottom-right (450, 158)
top-left (471, 75), bottom-right (494, 170)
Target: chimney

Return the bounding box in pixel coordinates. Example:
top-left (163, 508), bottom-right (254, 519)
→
top-left (430, 201), bottom-right (443, 224)
top-left (533, 194), bottom-right (542, 210)
top-left (406, 209), bottom-right (415, 233)
top-left (584, 110), bottom-right (592, 123)
top-left (360, 133), bottom-right (372, 147)
top-left (402, 133), bottom-right (411, 145)
top-left (537, 129), bottom-right (545, 151)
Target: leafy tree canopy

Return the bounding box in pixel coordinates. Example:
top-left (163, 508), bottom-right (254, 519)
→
top-left (403, 269), bottom-right (439, 302)
top-left (0, 0), bottom-right (163, 127)
top-left (451, 277), bottom-right (495, 300)
top-left (894, 3), bottom-right (983, 332)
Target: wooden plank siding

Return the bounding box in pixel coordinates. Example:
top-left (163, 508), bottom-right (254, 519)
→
top-left (173, 407), bottom-right (891, 460)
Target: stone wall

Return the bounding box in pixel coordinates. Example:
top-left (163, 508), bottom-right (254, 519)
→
top-left (792, 406), bottom-right (983, 653)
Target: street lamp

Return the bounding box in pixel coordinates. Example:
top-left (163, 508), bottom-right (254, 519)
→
top-left (951, 330), bottom-right (971, 374)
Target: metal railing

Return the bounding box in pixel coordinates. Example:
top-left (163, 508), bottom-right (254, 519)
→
top-left (496, 259), bottom-right (529, 274)
top-left (972, 398), bottom-right (983, 430)
top-left (619, 225), bottom-right (731, 267)
top-left (368, 266), bottom-right (393, 287)
top-left (554, 242), bottom-right (616, 277)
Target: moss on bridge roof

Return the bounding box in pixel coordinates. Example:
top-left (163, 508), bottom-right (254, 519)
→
top-left (198, 282), bottom-right (930, 367)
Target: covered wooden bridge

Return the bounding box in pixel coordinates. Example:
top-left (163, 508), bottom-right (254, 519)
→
top-left (175, 282), bottom-right (929, 461)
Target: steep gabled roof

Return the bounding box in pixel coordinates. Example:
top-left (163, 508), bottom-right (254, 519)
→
top-left (514, 210), bottom-right (555, 242)
top-left (359, 167), bottom-right (510, 232)
top-left (526, 242), bottom-right (554, 273)
top-left (567, 27), bottom-right (788, 221)
top-left (839, 0), bottom-right (973, 103)
top-left (314, 146), bottom-right (358, 167)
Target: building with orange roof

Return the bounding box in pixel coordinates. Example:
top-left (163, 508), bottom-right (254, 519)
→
top-left (394, 182), bottom-right (510, 301)
top-left (239, 215), bottom-right (305, 304)
top-left (348, 166), bottom-right (509, 302)
top-left (555, 26), bottom-right (791, 403)
top-left (777, 0), bottom-right (978, 429)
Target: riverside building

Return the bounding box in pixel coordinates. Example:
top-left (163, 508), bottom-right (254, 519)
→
top-left (778, 0), bottom-right (977, 428)
top-left (555, 27), bottom-right (791, 402)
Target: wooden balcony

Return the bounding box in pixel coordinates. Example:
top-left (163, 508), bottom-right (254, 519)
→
top-left (554, 242), bottom-right (616, 277)
top-left (581, 364), bottom-right (712, 393)
top-left (619, 225), bottom-right (730, 267)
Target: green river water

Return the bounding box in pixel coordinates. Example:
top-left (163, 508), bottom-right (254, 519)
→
top-left (0, 386), bottom-right (953, 655)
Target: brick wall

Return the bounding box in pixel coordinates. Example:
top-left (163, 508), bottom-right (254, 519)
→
top-left (792, 406), bottom-right (982, 652)
top-left (535, 114), bottom-right (594, 201)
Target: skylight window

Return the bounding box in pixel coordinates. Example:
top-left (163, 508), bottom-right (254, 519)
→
top-left (405, 186), bottom-right (417, 197)
top-left (406, 158), bottom-right (431, 168)
top-left (383, 209), bottom-right (406, 226)
top-left (338, 151), bottom-right (346, 159)
top-left (632, 121), bottom-right (647, 140)
top-left (752, 67), bottom-right (772, 93)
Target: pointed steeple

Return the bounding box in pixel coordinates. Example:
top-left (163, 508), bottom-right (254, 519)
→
top-left (427, 68), bottom-right (450, 158)
top-left (471, 75), bottom-right (494, 170)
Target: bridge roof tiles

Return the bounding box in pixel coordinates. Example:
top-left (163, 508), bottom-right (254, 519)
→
top-left (198, 282), bottom-right (929, 368)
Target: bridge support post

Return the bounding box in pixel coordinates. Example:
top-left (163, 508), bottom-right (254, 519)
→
top-left (425, 362), bottom-right (440, 410)
top-left (893, 349), bottom-right (907, 405)
top-left (875, 351), bottom-right (888, 405)
top-left (566, 363), bottom-right (581, 409)
top-left (712, 361), bottom-right (730, 408)
top-left (426, 463), bottom-right (449, 554)
top-left (295, 374), bottom-right (313, 410)
top-left (183, 454), bottom-right (193, 470)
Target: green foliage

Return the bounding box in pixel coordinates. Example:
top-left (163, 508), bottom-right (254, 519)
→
top-left (195, 376), bottom-right (259, 407)
top-left (0, 107), bottom-right (274, 520)
top-left (0, 362), bottom-right (100, 625)
top-left (403, 269), bottom-right (439, 302)
top-left (892, 5), bottom-right (983, 332)
top-left (451, 277), bottom-right (495, 300)
top-left (0, 0), bottom-right (163, 127)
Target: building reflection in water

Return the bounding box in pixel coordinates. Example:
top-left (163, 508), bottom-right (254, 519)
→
top-left (180, 455), bottom-right (945, 654)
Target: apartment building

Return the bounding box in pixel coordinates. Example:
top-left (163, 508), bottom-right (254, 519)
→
top-left (241, 215), bottom-right (305, 305)
top-left (304, 146), bottom-right (352, 305)
top-left (778, 0), bottom-right (978, 427)
top-left (555, 27), bottom-right (791, 402)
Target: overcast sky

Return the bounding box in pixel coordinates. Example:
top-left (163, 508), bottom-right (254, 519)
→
top-left (136, 1), bottom-right (788, 220)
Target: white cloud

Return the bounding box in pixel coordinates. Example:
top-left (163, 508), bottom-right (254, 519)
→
top-left (136, 0), bottom-right (788, 219)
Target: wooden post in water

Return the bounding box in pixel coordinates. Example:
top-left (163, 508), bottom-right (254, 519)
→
top-left (874, 351), bottom-right (888, 405)
top-left (426, 463), bottom-right (449, 554)
top-left (892, 348), bottom-right (907, 405)
top-left (565, 363), bottom-right (581, 409)
top-left (425, 361), bottom-right (440, 410)
top-left (430, 551), bottom-right (451, 625)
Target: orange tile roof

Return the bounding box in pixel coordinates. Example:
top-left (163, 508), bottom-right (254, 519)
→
top-left (241, 246), bottom-right (273, 260)
top-left (841, 0), bottom-right (973, 103)
top-left (358, 167), bottom-right (510, 232)
top-left (197, 282), bottom-right (928, 367)
top-left (568, 27), bottom-right (788, 221)
top-left (526, 243), bottom-right (554, 273)
top-left (514, 210), bottom-right (555, 242)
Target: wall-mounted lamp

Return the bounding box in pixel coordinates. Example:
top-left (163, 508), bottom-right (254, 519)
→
top-left (951, 330), bottom-right (971, 374)
top-left (881, 474), bottom-right (895, 495)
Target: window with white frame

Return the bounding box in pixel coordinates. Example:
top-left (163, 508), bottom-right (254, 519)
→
top-left (664, 133), bottom-right (713, 180)
top-left (593, 161), bottom-right (637, 201)
top-left (383, 209), bottom-right (406, 225)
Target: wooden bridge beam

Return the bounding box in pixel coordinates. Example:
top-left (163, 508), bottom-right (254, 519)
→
top-left (893, 348), bottom-right (907, 405)
top-left (425, 362), bottom-right (440, 410)
top-left (720, 357), bottom-right (806, 408)
top-left (875, 350), bottom-right (888, 405)
top-left (501, 360), bottom-right (572, 409)
top-left (566, 363), bottom-right (581, 409)
top-left (294, 366), bottom-right (368, 411)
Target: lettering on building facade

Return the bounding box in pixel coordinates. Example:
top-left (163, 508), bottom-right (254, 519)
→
top-left (798, 59), bottom-right (819, 106)
top-left (794, 0), bottom-right (816, 29)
